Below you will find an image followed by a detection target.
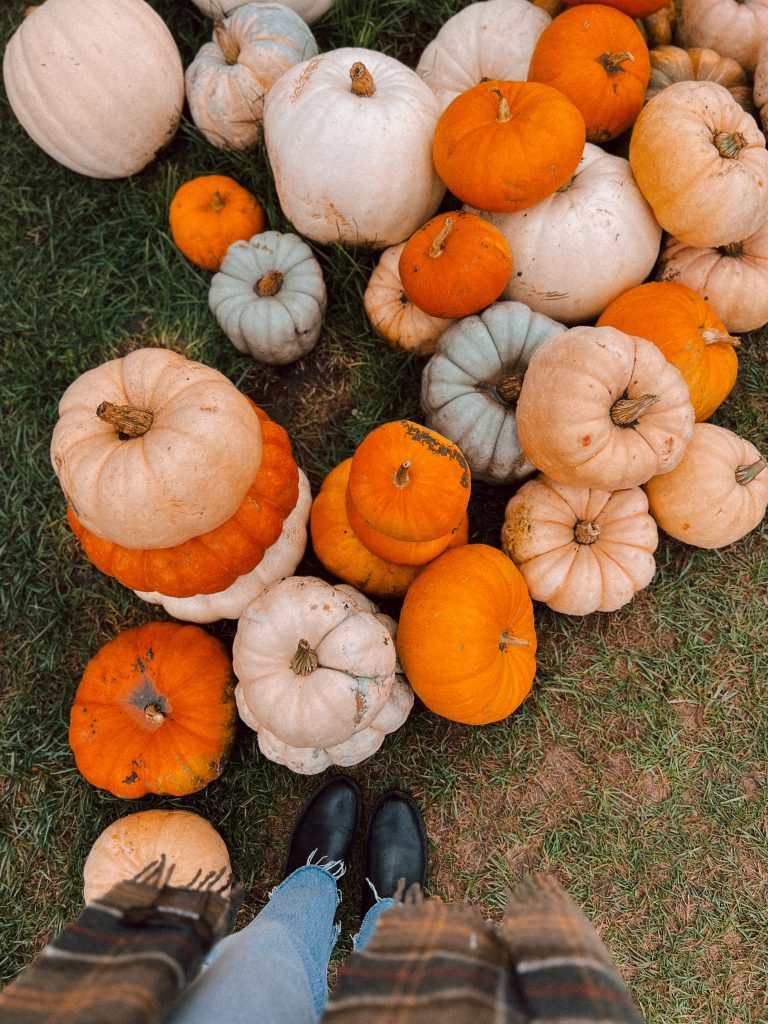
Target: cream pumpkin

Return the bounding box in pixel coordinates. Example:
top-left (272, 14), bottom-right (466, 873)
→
top-left (50, 348), bottom-right (263, 549)
top-left (190, 0), bottom-right (332, 23)
top-left (754, 37), bottom-right (768, 135)
top-left (3, 0), bottom-right (184, 178)
top-left (676, 0), bottom-right (768, 73)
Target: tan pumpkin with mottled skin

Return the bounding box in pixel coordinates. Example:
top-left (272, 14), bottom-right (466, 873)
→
top-left (676, 0), bottom-right (768, 73)
top-left (646, 46), bottom-right (752, 111)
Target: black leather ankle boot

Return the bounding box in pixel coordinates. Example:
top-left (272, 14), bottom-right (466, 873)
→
top-left (283, 775), bottom-right (363, 880)
top-left (360, 790), bottom-right (428, 920)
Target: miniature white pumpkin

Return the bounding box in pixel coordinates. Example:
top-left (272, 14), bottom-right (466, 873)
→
top-left (233, 576), bottom-right (412, 773)
top-left (190, 0), bottom-right (332, 24)
top-left (210, 231), bottom-right (326, 364)
top-left (263, 47), bottom-right (445, 247)
top-left (135, 470), bottom-right (311, 621)
top-left (185, 4), bottom-right (318, 150)
top-left (3, 0), bottom-right (184, 178)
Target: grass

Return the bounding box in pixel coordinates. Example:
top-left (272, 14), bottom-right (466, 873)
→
top-left (1, 1), bottom-right (767, 1021)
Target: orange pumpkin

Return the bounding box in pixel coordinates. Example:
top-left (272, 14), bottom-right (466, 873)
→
top-left (529, 5), bottom-right (651, 142)
top-left (346, 420), bottom-right (471, 545)
top-left (396, 544), bottom-right (537, 725)
top-left (169, 174), bottom-right (265, 271)
top-left (69, 622), bottom-right (236, 797)
top-left (432, 79), bottom-right (585, 213)
top-left (345, 491), bottom-right (468, 566)
top-left (564, 0), bottom-right (668, 15)
top-left (597, 282), bottom-right (738, 422)
top-left (68, 406), bottom-right (299, 597)
top-left (398, 212), bottom-right (513, 319)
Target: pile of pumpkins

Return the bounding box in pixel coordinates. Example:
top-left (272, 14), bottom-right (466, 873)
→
top-left (5, 0), bottom-right (768, 807)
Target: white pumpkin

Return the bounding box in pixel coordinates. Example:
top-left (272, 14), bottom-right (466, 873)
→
top-left (421, 301), bottom-right (564, 484)
top-left (416, 0), bottom-right (550, 112)
top-left (135, 470), bottom-right (311, 622)
top-left (263, 47), bottom-right (445, 247)
top-left (233, 576), bottom-right (413, 773)
top-left (190, 0), bottom-right (332, 24)
top-left (472, 144), bottom-right (661, 324)
top-left (185, 4), bottom-right (318, 150)
top-left (676, 0), bottom-right (768, 73)
top-left (209, 231), bottom-right (326, 364)
top-left (3, 0), bottom-right (184, 178)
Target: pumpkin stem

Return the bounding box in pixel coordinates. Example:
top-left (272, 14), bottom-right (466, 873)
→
top-left (599, 51), bottom-right (635, 74)
top-left (700, 328), bottom-right (739, 348)
top-left (719, 241), bottom-right (744, 257)
top-left (499, 630), bottom-right (530, 651)
top-left (574, 519), bottom-right (601, 545)
top-left (713, 131), bottom-right (747, 159)
top-left (255, 269), bottom-right (284, 296)
top-left (610, 393), bottom-right (659, 426)
top-left (350, 62), bottom-right (375, 97)
top-left (394, 460), bottom-right (411, 488)
top-left (210, 189), bottom-right (226, 212)
top-left (736, 458), bottom-right (766, 485)
top-left (214, 21), bottom-right (240, 65)
top-left (496, 372), bottom-right (524, 405)
top-left (291, 639), bottom-right (319, 676)
top-left (428, 218), bottom-right (454, 258)
top-left (144, 702), bottom-right (165, 724)
top-left (489, 87), bottom-right (511, 123)
top-left (97, 401), bottom-right (154, 438)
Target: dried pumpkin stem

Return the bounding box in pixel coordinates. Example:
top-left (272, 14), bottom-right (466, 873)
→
top-left (394, 460), bottom-right (411, 488)
top-left (574, 519), bottom-right (601, 545)
top-left (496, 373), bottom-right (524, 405)
top-left (97, 401), bottom-right (154, 438)
top-left (736, 458), bottom-right (766, 485)
top-left (713, 131), bottom-right (747, 159)
top-left (719, 241), bottom-right (744, 257)
top-left (255, 269), bottom-right (284, 296)
top-left (610, 393), bottom-right (659, 426)
top-left (600, 51), bottom-right (635, 73)
top-left (144, 702), bottom-right (165, 724)
top-left (214, 21), bottom-right (240, 65)
top-left (350, 62), bottom-right (375, 97)
top-left (291, 639), bottom-right (319, 676)
top-left (499, 630), bottom-right (530, 650)
top-left (210, 189), bottom-right (226, 212)
top-left (490, 87), bottom-right (511, 123)
top-left (701, 328), bottom-right (739, 348)
top-left (428, 218), bottom-right (454, 258)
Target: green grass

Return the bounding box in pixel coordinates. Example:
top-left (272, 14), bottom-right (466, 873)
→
top-left (1, 2), bottom-right (767, 1021)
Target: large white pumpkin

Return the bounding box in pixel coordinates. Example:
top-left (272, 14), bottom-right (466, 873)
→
top-left (190, 0), bottom-right (332, 24)
top-left (472, 144), bottom-right (661, 324)
top-left (3, 0), bottom-right (184, 178)
top-left (263, 47), bottom-right (445, 247)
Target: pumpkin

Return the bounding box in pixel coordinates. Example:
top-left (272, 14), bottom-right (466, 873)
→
top-left (396, 544), bottom-right (537, 725)
top-left (233, 576), bottom-right (412, 773)
top-left (597, 281), bottom-right (738, 422)
top-left (646, 46), bottom-right (752, 111)
top-left (190, 0), bottom-right (332, 24)
top-left (70, 622), bottom-right (236, 798)
top-left (67, 406), bottom-right (299, 598)
top-left (754, 37), bottom-right (768, 135)
top-left (415, 0), bottom-right (551, 112)
top-left (344, 491), bottom-right (469, 566)
top-left (135, 469), bottom-right (311, 622)
top-left (473, 144), bottom-right (661, 324)
top-left (644, 423), bottom-right (768, 548)
top-left (528, 5), bottom-right (650, 143)
top-left (50, 348), bottom-right (263, 549)
top-left (501, 475), bottom-right (658, 614)
top-left (656, 221), bottom-right (768, 333)
top-left (516, 326), bottom-right (695, 490)
top-left (676, 0), bottom-right (768, 74)
top-left (263, 48), bottom-right (445, 247)
top-left (185, 4), bottom-right (317, 151)
top-left (363, 243), bottom-right (456, 356)
top-left (432, 79), bottom-right (585, 213)
top-left (209, 230), bottom-right (326, 364)
top-left (629, 81), bottom-right (768, 249)
top-left (169, 175), bottom-right (266, 272)
top-left (346, 420), bottom-right (471, 546)
top-left (398, 212), bottom-right (513, 320)
top-left (420, 301), bottom-right (565, 484)
top-left (565, 0), bottom-right (668, 14)
top-left (637, 1), bottom-right (676, 46)
top-left (83, 810), bottom-right (231, 903)
top-left (2, 0), bottom-right (184, 178)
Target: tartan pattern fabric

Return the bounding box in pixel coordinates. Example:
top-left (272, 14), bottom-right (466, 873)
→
top-left (0, 866), bottom-right (241, 1024)
top-left (322, 873), bottom-right (646, 1024)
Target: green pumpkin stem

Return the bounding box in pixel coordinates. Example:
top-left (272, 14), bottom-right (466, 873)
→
top-left (255, 269), bottom-right (284, 296)
top-left (600, 51), bottom-right (635, 74)
top-left (394, 460), bottom-right (411, 488)
top-left (736, 458), bottom-right (767, 485)
top-left (428, 218), bottom-right (454, 258)
top-left (144, 703), bottom-right (165, 724)
top-left (574, 519), bottom-right (601, 545)
top-left (214, 21), bottom-right (240, 65)
top-left (713, 131), bottom-right (747, 159)
top-left (701, 328), bottom-right (739, 347)
top-left (291, 639), bottom-right (319, 676)
top-left (97, 401), bottom-right (154, 438)
top-left (610, 393), bottom-right (659, 427)
top-left (490, 87), bottom-right (511, 123)
top-left (350, 62), bottom-right (375, 97)
top-left (499, 630), bottom-right (530, 650)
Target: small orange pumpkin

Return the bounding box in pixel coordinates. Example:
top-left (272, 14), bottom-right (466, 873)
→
top-left (396, 544), bottom-right (537, 725)
top-left (345, 490), bottom-right (468, 566)
top-left (564, 0), bottom-right (669, 16)
top-left (432, 79), bottom-right (585, 213)
top-left (597, 281), bottom-right (738, 421)
top-left (346, 420), bottom-right (471, 545)
top-left (398, 212), bottom-right (513, 319)
top-left (529, 5), bottom-right (650, 143)
top-left (169, 174), bottom-right (265, 271)
top-left (69, 622), bottom-right (236, 798)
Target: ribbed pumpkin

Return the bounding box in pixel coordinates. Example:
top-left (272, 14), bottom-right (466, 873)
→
top-left (69, 622), bottom-right (236, 798)
top-left (68, 406), bottom-right (299, 598)
top-left (397, 544), bottom-right (537, 725)
top-left (528, 5), bottom-right (650, 143)
top-left (676, 0), bottom-right (768, 74)
top-left (646, 45), bottom-right (752, 110)
top-left (597, 282), bottom-right (738, 421)
top-left (432, 79), bottom-right (585, 213)
top-left (398, 212), bottom-right (513, 319)
top-left (169, 175), bottom-right (265, 272)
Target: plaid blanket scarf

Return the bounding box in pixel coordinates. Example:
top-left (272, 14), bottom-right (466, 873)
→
top-left (323, 873), bottom-right (646, 1024)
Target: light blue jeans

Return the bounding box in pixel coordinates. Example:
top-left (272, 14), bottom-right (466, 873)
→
top-left (168, 865), bottom-right (394, 1024)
